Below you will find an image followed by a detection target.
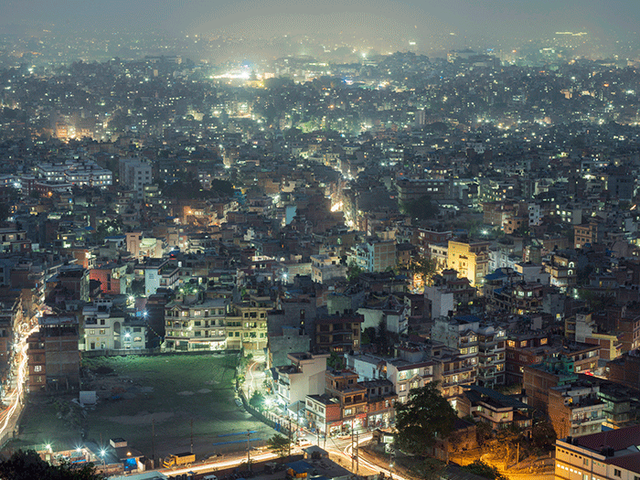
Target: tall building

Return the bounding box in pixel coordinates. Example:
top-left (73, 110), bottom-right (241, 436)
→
top-left (447, 239), bottom-right (490, 287)
top-left (350, 240), bottom-right (397, 273)
top-left (119, 158), bottom-right (152, 200)
top-left (27, 315), bottom-right (80, 392)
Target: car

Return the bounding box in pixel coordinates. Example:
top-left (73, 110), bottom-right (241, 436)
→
top-left (296, 438), bottom-right (311, 447)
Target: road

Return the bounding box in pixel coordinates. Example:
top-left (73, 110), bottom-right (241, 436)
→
top-left (161, 449), bottom-right (280, 476)
top-left (0, 324), bottom-right (39, 445)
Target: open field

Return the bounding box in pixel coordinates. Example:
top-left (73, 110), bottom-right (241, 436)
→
top-left (10, 354), bottom-right (275, 459)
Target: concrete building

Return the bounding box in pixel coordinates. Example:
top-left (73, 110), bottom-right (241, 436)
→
top-left (549, 381), bottom-right (607, 439)
top-left (275, 352), bottom-right (329, 415)
top-left (350, 240), bottom-right (397, 273)
top-left (315, 314), bottom-right (363, 353)
top-left (119, 158), bottom-right (152, 200)
top-left (447, 239), bottom-right (490, 287)
top-left (555, 424), bottom-right (640, 480)
top-left (27, 315), bottom-right (80, 392)
top-left (163, 296), bottom-right (229, 352)
top-left (310, 254), bottom-right (347, 284)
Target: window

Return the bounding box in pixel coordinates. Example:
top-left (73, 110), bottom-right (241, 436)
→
top-left (34, 365), bottom-right (42, 372)
top-left (99, 329), bottom-right (105, 335)
top-left (614, 469), bottom-right (621, 477)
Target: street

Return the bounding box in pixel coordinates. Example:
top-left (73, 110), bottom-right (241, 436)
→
top-left (0, 324), bottom-right (39, 447)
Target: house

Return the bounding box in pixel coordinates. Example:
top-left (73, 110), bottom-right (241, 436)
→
top-left (275, 352), bottom-right (329, 416)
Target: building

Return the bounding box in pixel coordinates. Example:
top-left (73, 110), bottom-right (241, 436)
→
top-left (324, 369), bottom-right (368, 434)
top-left (36, 159), bottom-right (112, 188)
top-left (574, 221), bottom-right (603, 249)
top-left (385, 358), bottom-right (435, 404)
top-left (225, 296), bottom-right (271, 352)
top-left (523, 355), bottom-right (577, 413)
top-left (457, 385), bottom-right (533, 431)
top-left (27, 315), bottom-right (80, 392)
top-left (119, 158), bottom-right (152, 200)
top-left (144, 259), bottom-right (180, 297)
top-left (447, 239), bottom-right (490, 287)
top-left (275, 352), bottom-right (329, 416)
top-left (349, 240), bottom-right (397, 273)
top-left (555, 424), bottom-right (640, 480)
top-left (310, 254), bottom-right (347, 284)
top-left (163, 295), bottom-right (229, 352)
top-left (396, 178), bottom-right (452, 203)
top-left (82, 299), bottom-right (146, 351)
top-left (548, 381), bottom-right (607, 439)
top-left (315, 314), bottom-right (363, 353)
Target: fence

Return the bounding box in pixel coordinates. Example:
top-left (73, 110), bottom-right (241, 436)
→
top-left (238, 389), bottom-right (293, 437)
top-left (82, 348), bottom-right (241, 358)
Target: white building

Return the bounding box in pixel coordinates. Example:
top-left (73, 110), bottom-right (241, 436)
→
top-left (310, 254), bottom-right (347, 284)
top-left (119, 158), bottom-right (152, 200)
top-left (37, 159), bottom-right (112, 188)
top-left (275, 352), bottom-right (329, 414)
top-left (82, 299), bottom-right (146, 351)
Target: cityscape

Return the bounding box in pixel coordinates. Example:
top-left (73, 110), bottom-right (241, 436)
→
top-left (0, 1), bottom-right (639, 479)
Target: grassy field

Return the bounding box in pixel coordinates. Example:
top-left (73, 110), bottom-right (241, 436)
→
top-left (12, 354), bottom-right (275, 459)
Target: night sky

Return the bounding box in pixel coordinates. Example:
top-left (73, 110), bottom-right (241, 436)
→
top-left (1, 0), bottom-right (638, 44)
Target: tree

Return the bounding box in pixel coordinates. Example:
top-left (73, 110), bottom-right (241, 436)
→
top-left (266, 434), bottom-right (290, 460)
top-left (409, 256), bottom-right (438, 288)
top-left (346, 262), bottom-right (364, 282)
top-left (394, 382), bottom-right (457, 456)
top-left (531, 419), bottom-right (557, 451)
top-left (249, 391), bottom-right (265, 410)
top-left (460, 460), bottom-right (507, 480)
top-left (0, 450), bottom-right (104, 479)
top-left (401, 196), bottom-right (439, 220)
top-left (376, 319), bottom-right (391, 355)
top-left (327, 351), bottom-right (344, 370)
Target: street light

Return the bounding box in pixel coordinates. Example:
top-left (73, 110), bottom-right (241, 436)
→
top-left (100, 449), bottom-right (106, 465)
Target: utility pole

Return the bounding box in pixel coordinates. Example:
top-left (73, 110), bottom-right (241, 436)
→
top-left (287, 418), bottom-right (292, 457)
top-left (190, 418), bottom-right (194, 454)
top-left (351, 427), bottom-right (354, 472)
top-left (247, 429), bottom-right (252, 472)
top-left (355, 431), bottom-right (359, 476)
top-left (516, 441), bottom-right (520, 469)
top-left (151, 418), bottom-right (156, 464)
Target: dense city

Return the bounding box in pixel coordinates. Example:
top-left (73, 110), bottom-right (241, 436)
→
top-left (0, 18), bottom-right (638, 480)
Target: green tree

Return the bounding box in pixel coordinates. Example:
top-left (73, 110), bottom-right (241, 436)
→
top-left (401, 195), bottom-right (439, 220)
top-left (394, 382), bottom-right (457, 456)
top-left (409, 256), bottom-right (438, 287)
top-left (531, 419), bottom-right (557, 451)
top-left (0, 449), bottom-right (104, 479)
top-left (249, 391), bottom-right (265, 410)
top-left (346, 262), bottom-right (364, 281)
top-left (0, 202), bottom-right (10, 222)
top-left (460, 460), bottom-right (506, 480)
top-left (266, 434), bottom-right (290, 460)
top-left (376, 319), bottom-right (390, 355)
top-left (327, 352), bottom-right (344, 370)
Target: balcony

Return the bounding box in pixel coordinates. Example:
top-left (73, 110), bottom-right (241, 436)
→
top-left (572, 415), bottom-right (606, 426)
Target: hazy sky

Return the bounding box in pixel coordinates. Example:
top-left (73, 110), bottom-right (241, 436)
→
top-left (1, 0), bottom-right (638, 43)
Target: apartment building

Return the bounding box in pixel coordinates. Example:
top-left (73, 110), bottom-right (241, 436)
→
top-left (447, 239), bottom-right (490, 287)
top-left (164, 296), bottom-right (229, 352)
top-left (275, 352), bottom-right (328, 414)
top-left (555, 425), bottom-right (640, 480)
top-left (315, 314), bottom-right (363, 353)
